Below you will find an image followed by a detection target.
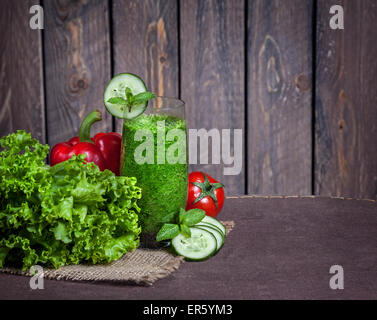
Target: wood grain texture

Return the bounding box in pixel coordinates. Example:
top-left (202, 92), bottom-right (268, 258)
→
top-left (0, 0), bottom-right (45, 142)
top-left (247, 0), bottom-right (313, 195)
top-left (181, 0), bottom-right (245, 195)
top-left (112, 0), bottom-right (179, 131)
top-left (315, 0), bottom-right (377, 198)
top-left (44, 0), bottom-right (112, 146)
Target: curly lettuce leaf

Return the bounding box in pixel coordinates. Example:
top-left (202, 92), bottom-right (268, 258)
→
top-left (0, 131), bottom-right (141, 270)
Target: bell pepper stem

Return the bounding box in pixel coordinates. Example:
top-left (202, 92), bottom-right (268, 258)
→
top-left (78, 110), bottom-right (102, 143)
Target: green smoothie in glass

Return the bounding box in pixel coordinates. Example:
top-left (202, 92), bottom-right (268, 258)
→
top-left (121, 111), bottom-right (188, 246)
top-left (103, 74), bottom-right (188, 247)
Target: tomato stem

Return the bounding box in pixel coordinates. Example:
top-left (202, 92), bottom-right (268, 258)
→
top-left (191, 173), bottom-right (224, 209)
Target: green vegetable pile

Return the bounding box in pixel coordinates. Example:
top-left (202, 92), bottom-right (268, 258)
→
top-left (0, 131), bottom-right (141, 270)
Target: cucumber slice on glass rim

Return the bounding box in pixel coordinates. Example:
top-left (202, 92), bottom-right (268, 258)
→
top-left (104, 73), bottom-right (149, 119)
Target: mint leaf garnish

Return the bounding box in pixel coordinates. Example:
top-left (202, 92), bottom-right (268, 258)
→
top-left (156, 223), bottom-right (180, 242)
top-left (133, 92), bottom-right (156, 104)
top-left (179, 207), bottom-right (186, 224)
top-left (180, 224), bottom-right (191, 238)
top-left (182, 209), bottom-right (205, 226)
top-left (156, 208), bottom-right (206, 242)
top-left (125, 87), bottom-right (134, 104)
top-left (107, 97), bottom-right (127, 105)
top-left (110, 87), bottom-right (155, 114)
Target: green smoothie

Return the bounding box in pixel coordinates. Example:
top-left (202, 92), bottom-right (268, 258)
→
top-left (121, 114), bottom-right (188, 246)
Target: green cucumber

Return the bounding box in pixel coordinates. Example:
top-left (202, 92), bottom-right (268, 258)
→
top-left (196, 222), bottom-right (225, 238)
top-left (201, 215), bottom-right (226, 235)
top-left (195, 224), bottom-right (225, 252)
top-left (171, 227), bottom-right (217, 261)
top-left (104, 73), bottom-right (148, 119)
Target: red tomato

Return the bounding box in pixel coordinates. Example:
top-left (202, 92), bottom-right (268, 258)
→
top-left (186, 172), bottom-right (225, 217)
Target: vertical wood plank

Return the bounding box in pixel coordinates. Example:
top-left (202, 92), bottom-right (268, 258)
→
top-left (247, 0), bottom-right (313, 195)
top-left (112, 0), bottom-right (179, 131)
top-left (315, 0), bottom-right (377, 198)
top-left (0, 0), bottom-right (45, 142)
top-left (181, 0), bottom-right (245, 195)
top-left (44, 0), bottom-right (112, 146)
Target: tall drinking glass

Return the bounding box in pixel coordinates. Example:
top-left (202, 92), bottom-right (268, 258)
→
top-left (120, 97), bottom-right (188, 247)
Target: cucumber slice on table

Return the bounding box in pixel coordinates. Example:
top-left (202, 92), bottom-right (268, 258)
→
top-left (201, 215), bottom-right (226, 235)
top-left (104, 73), bottom-right (148, 119)
top-left (195, 224), bottom-right (225, 252)
top-left (196, 222), bottom-right (225, 238)
top-left (172, 227), bottom-right (217, 261)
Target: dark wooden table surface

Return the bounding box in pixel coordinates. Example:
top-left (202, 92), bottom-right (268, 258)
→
top-left (1, 196), bottom-right (377, 300)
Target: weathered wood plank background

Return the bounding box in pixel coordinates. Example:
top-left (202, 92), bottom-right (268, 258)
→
top-left (181, 0), bottom-right (245, 194)
top-left (247, 0), bottom-right (313, 195)
top-left (44, 0), bottom-right (112, 146)
top-left (315, 0), bottom-right (377, 199)
top-left (112, 0), bottom-right (179, 132)
top-left (0, 0), bottom-right (45, 143)
top-left (1, 0), bottom-right (377, 198)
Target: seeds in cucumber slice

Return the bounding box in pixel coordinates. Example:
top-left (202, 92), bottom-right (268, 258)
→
top-left (195, 225), bottom-right (224, 252)
top-left (172, 227), bottom-right (217, 261)
top-left (201, 215), bottom-right (226, 235)
top-left (104, 73), bottom-right (148, 119)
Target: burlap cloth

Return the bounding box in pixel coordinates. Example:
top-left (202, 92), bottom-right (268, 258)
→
top-left (0, 221), bottom-right (234, 286)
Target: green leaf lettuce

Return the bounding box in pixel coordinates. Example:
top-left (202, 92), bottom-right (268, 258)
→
top-left (0, 130), bottom-right (141, 270)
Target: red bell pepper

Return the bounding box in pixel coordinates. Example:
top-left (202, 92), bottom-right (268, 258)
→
top-left (50, 110), bottom-right (122, 175)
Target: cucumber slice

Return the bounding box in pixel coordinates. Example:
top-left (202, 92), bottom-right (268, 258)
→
top-left (196, 222), bottom-right (225, 238)
top-left (172, 227), bottom-right (217, 261)
top-left (195, 225), bottom-right (225, 252)
top-left (104, 73), bottom-right (148, 119)
top-left (201, 215), bottom-right (226, 235)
